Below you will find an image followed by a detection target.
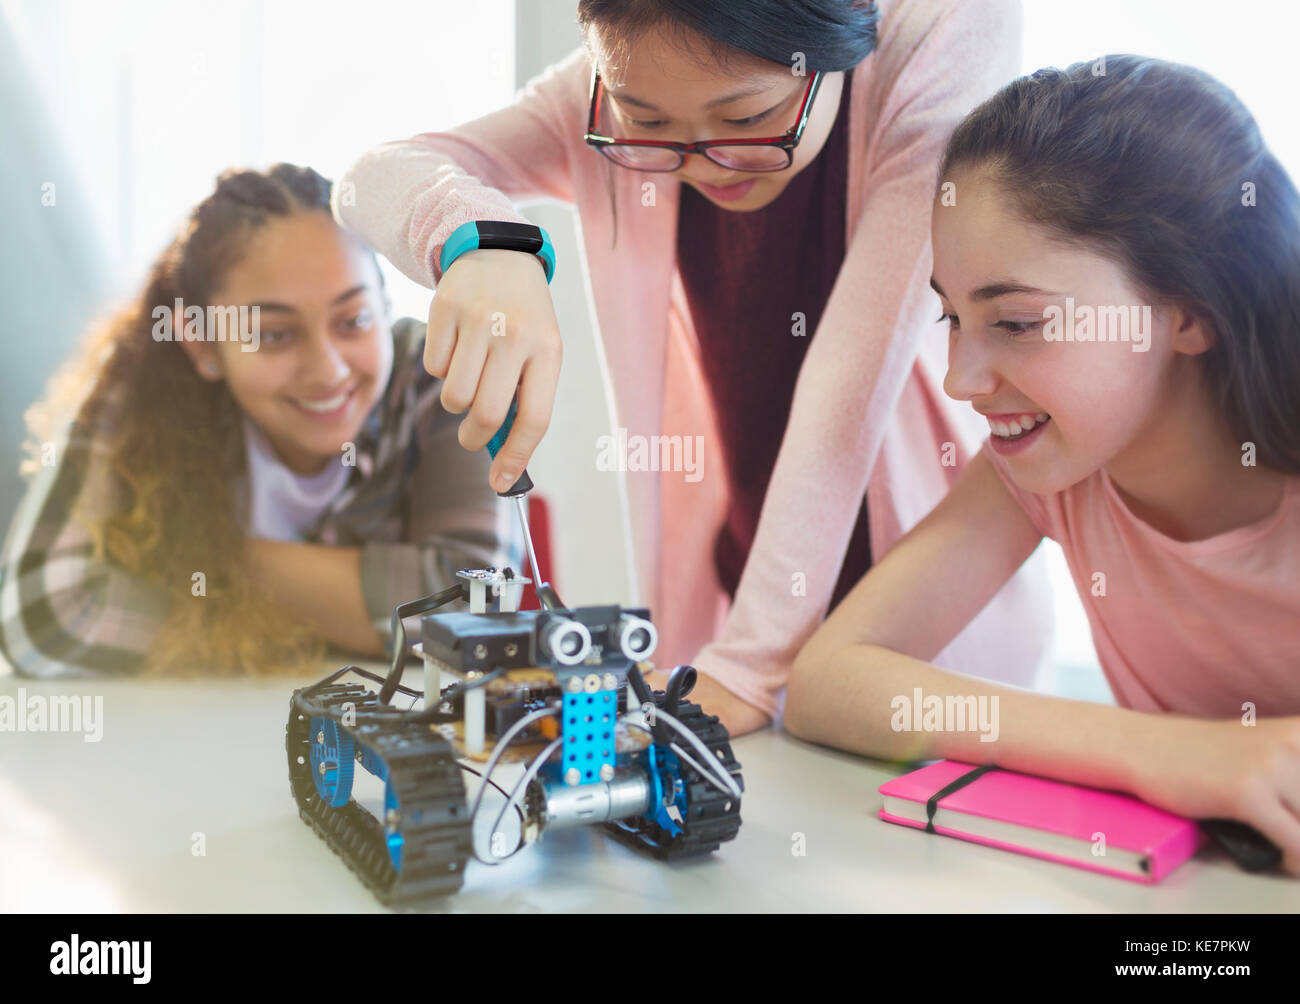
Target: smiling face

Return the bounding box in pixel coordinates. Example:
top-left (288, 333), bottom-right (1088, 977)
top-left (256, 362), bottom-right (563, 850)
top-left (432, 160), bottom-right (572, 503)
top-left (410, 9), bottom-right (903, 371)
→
top-left (932, 168), bottom-right (1214, 495)
top-left (182, 210), bottom-right (393, 475)
top-left (588, 25), bottom-right (845, 211)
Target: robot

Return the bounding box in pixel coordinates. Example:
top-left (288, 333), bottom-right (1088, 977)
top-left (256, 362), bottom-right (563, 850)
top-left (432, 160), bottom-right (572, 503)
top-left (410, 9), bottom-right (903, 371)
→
top-left (285, 566), bottom-right (744, 905)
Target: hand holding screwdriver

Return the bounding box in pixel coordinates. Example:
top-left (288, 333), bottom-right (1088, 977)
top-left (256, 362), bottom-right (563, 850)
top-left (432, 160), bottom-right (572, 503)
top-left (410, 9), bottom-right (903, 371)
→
top-left (425, 247), bottom-right (562, 494)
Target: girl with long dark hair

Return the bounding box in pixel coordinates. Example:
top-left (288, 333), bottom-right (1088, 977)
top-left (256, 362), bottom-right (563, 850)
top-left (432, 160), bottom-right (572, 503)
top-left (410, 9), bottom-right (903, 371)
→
top-left (789, 57), bottom-right (1300, 871)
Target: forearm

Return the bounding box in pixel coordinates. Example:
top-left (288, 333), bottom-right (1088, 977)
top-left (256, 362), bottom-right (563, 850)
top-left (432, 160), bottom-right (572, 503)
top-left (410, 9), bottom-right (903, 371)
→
top-left (242, 538), bottom-right (384, 657)
top-left (786, 644), bottom-right (1171, 796)
top-left (644, 667), bottom-right (772, 737)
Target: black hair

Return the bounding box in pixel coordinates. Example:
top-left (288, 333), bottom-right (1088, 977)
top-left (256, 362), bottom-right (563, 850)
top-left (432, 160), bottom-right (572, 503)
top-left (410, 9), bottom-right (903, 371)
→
top-left (578, 0), bottom-right (878, 73)
top-left (940, 55), bottom-right (1300, 474)
top-left (578, 1), bottom-right (876, 247)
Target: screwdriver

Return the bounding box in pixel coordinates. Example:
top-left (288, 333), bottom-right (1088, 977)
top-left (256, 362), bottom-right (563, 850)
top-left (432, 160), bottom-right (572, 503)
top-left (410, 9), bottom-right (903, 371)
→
top-left (486, 397), bottom-right (549, 604)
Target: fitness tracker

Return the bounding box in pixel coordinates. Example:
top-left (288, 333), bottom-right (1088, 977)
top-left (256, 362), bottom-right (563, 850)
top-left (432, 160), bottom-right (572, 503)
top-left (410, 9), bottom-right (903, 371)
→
top-left (439, 220), bottom-right (556, 283)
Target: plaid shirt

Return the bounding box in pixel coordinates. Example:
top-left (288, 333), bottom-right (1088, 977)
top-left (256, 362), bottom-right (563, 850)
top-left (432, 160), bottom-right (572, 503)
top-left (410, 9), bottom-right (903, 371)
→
top-left (0, 317), bottom-right (521, 677)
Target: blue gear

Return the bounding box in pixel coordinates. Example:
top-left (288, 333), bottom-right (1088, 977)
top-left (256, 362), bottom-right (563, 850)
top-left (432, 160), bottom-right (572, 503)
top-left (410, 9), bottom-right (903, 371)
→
top-left (309, 716), bottom-right (355, 807)
top-left (644, 744), bottom-right (686, 837)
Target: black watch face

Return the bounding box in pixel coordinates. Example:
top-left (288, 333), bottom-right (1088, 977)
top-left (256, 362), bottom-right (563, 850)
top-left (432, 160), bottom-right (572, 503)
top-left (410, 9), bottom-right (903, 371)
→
top-left (476, 221), bottom-right (544, 255)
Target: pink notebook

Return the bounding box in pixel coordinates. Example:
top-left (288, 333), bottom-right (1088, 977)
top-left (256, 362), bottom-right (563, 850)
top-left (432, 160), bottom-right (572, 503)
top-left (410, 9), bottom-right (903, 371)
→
top-left (878, 760), bottom-right (1206, 883)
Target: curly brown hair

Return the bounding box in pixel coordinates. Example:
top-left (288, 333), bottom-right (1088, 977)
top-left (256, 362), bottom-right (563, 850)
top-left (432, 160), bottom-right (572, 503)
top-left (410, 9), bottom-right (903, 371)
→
top-left (23, 163), bottom-right (379, 675)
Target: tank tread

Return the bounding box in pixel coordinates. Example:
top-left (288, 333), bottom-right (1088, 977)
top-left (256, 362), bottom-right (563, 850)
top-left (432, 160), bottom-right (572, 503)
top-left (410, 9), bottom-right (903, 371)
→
top-left (603, 699), bottom-right (744, 860)
top-left (286, 683), bottom-right (472, 904)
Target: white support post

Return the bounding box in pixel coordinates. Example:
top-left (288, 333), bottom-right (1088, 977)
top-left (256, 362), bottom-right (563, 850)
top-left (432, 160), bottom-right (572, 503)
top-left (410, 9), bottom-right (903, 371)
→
top-left (468, 579), bottom-right (487, 614)
top-left (464, 686), bottom-right (486, 754)
top-left (423, 658), bottom-right (440, 713)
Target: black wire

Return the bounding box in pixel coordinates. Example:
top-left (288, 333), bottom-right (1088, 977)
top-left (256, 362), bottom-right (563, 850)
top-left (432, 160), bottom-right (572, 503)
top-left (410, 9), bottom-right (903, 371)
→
top-left (302, 665), bottom-right (364, 701)
top-left (408, 667), bottom-right (506, 722)
top-left (626, 662), bottom-right (655, 708)
top-left (663, 664), bottom-right (697, 716)
top-left (457, 763), bottom-right (525, 827)
top-left (468, 724), bottom-right (546, 866)
top-left (379, 584), bottom-right (465, 705)
top-left (348, 665), bottom-right (422, 700)
top-left (298, 665), bottom-right (506, 726)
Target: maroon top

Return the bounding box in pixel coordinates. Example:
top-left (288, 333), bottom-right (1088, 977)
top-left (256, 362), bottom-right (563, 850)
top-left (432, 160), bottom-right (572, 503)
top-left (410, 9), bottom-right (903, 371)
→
top-left (676, 75), bottom-right (871, 611)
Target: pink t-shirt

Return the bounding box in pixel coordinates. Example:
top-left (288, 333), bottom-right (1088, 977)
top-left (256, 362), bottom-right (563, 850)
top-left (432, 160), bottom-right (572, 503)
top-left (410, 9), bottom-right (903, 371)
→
top-left (985, 441), bottom-right (1300, 717)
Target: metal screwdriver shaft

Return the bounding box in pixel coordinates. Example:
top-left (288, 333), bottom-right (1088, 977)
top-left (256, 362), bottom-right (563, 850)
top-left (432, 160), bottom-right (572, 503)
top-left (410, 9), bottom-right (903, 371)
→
top-left (513, 494), bottom-right (543, 589)
top-left (486, 396), bottom-right (551, 604)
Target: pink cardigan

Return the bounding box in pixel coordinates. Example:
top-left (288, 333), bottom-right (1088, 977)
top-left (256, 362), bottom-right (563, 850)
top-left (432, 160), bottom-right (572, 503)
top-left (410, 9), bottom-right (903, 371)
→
top-left (335, 0), bottom-right (1053, 719)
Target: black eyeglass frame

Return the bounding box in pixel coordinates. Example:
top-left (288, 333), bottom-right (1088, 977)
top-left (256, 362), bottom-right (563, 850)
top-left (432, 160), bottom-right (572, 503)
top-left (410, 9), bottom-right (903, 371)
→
top-left (583, 67), bottom-right (825, 173)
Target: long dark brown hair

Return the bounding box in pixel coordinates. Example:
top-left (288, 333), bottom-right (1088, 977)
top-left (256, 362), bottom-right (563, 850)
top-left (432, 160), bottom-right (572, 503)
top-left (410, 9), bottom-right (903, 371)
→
top-left (940, 55), bottom-right (1300, 474)
top-left (26, 163), bottom-right (376, 674)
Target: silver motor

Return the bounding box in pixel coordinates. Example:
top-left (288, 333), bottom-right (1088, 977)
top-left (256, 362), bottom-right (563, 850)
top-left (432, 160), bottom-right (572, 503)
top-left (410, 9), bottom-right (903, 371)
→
top-left (536, 767), bottom-right (653, 830)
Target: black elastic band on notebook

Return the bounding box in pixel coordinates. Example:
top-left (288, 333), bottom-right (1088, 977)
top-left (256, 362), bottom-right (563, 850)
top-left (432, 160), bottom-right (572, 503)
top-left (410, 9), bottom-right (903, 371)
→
top-left (925, 764), bottom-right (1000, 833)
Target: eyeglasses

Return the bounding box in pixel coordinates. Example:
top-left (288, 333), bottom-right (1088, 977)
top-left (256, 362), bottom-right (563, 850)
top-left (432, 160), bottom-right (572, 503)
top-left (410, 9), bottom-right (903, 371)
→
top-left (583, 68), bottom-right (824, 173)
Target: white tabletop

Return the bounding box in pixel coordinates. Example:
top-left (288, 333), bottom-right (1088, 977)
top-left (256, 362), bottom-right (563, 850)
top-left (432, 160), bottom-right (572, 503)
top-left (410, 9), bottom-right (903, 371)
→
top-left (1, 669), bottom-right (1293, 913)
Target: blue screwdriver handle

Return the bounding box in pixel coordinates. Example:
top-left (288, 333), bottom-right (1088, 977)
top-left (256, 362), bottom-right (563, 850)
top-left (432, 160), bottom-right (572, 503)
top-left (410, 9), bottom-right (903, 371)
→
top-left (487, 397), bottom-right (534, 498)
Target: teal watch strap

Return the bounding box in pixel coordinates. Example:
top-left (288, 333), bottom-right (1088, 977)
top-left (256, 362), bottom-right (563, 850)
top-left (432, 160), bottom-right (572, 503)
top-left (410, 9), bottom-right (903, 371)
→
top-left (439, 220), bottom-right (555, 283)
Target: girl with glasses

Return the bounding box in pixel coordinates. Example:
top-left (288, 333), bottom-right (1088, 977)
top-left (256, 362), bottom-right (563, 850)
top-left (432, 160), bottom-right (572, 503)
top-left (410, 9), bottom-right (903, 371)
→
top-left (335, 0), bottom-right (1052, 735)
